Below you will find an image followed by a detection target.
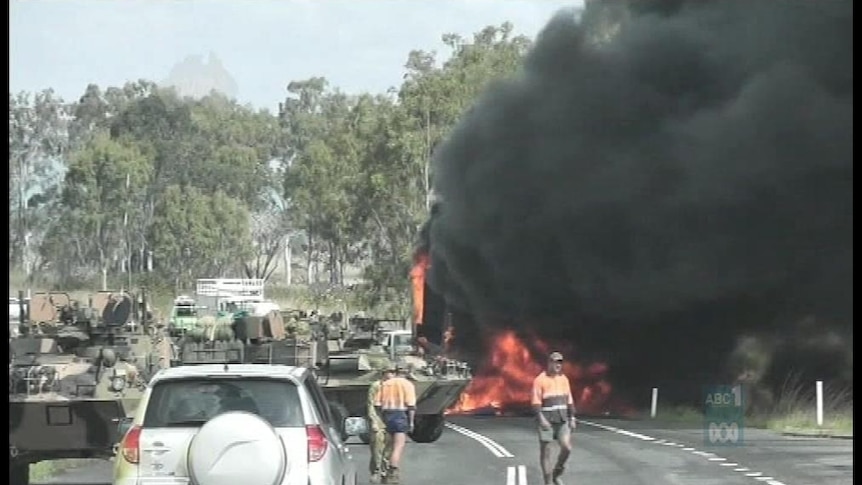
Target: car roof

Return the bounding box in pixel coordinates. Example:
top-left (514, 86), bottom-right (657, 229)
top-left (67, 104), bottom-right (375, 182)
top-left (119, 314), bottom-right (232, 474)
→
top-left (150, 364), bottom-right (309, 386)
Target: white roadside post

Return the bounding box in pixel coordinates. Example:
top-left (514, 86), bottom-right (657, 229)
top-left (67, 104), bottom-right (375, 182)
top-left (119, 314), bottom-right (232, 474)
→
top-left (816, 380), bottom-right (824, 427)
top-left (650, 387), bottom-right (659, 419)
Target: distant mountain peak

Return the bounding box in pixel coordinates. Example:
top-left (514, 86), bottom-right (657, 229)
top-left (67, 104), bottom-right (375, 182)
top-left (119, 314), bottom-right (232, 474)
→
top-left (162, 51), bottom-right (239, 100)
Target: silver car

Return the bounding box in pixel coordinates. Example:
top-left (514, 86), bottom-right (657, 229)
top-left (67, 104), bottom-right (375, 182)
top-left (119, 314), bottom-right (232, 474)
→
top-left (113, 364), bottom-right (361, 485)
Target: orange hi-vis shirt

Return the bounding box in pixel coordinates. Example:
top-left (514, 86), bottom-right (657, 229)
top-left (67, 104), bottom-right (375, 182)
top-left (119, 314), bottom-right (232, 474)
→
top-left (374, 377), bottom-right (417, 411)
top-left (531, 371), bottom-right (574, 424)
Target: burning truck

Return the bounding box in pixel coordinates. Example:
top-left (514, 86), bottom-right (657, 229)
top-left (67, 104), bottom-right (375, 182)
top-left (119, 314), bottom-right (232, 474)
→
top-left (415, 206), bottom-right (629, 418)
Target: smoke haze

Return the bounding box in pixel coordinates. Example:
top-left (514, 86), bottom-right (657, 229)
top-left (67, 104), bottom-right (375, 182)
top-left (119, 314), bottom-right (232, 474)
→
top-left (425, 0), bottom-right (853, 402)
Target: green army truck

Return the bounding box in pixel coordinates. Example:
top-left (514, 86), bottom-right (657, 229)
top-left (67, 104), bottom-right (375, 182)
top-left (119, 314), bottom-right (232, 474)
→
top-left (167, 295), bottom-right (200, 338)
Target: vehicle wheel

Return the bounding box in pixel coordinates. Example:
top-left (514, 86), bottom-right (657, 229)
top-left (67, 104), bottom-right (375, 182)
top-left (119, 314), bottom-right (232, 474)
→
top-left (358, 432), bottom-right (371, 444)
top-left (10, 461), bottom-right (29, 485)
top-left (328, 401), bottom-right (350, 442)
top-left (409, 414), bottom-right (445, 443)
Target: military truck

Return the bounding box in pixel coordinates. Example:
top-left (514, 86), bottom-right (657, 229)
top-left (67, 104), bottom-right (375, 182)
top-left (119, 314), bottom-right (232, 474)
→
top-left (9, 289), bottom-right (173, 485)
top-left (166, 278), bottom-right (282, 341)
top-left (166, 295), bottom-right (200, 338)
top-left (194, 278), bottom-right (280, 316)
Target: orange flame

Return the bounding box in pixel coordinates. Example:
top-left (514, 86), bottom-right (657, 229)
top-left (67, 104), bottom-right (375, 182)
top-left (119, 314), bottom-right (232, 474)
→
top-left (443, 325), bottom-right (455, 353)
top-left (410, 252), bottom-right (430, 326)
top-left (447, 329), bottom-right (630, 416)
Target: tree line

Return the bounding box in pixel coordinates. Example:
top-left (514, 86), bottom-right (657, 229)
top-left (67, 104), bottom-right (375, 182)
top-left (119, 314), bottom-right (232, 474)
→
top-left (9, 5), bottom-right (623, 309)
top-left (9, 23), bottom-right (534, 307)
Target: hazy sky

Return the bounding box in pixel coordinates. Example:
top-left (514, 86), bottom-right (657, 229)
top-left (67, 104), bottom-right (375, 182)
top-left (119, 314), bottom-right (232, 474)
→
top-left (10, 0), bottom-right (581, 112)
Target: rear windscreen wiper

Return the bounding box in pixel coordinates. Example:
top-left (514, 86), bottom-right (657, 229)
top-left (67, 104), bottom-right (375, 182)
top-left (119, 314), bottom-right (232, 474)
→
top-left (163, 419), bottom-right (208, 427)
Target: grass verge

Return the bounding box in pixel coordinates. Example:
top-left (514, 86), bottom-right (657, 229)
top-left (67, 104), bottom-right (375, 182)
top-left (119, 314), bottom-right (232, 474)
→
top-left (29, 459), bottom-right (90, 482)
top-left (761, 375), bottom-right (853, 436)
top-left (641, 376), bottom-right (853, 437)
top-left (766, 409), bottom-right (853, 436)
top-left (645, 405), bottom-right (706, 424)
top-left (642, 405), bottom-right (854, 436)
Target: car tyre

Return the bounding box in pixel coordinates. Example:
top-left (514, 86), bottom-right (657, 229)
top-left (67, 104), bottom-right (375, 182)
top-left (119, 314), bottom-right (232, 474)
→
top-left (9, 461), bottom-right (29, 485)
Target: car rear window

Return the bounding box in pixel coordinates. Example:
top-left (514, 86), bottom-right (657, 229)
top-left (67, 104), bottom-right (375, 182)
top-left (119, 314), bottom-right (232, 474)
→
top-left (143, 378), bottom-right (304, 428)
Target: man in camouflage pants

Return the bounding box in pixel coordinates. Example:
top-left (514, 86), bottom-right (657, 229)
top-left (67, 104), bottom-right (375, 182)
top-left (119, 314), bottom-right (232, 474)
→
top-left (368, 368), bottom-right (394, 483)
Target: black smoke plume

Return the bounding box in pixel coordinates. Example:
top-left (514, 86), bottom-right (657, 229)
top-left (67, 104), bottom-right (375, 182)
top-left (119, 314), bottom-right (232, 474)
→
top-left (423, 0), bottom-right (853, 406)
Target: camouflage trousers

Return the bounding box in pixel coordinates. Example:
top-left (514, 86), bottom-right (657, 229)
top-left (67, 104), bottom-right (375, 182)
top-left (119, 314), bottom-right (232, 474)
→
top-left (369, 425), bottom-right (392, 475)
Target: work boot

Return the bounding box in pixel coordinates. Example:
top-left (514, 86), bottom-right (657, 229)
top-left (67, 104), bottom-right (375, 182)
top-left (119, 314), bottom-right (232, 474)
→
top-left (552, 465), bottom-right (566, 485)
top-left (384, 467), bottom-right (400, 484)
top-left (370, 472), bottom-right (382, 484)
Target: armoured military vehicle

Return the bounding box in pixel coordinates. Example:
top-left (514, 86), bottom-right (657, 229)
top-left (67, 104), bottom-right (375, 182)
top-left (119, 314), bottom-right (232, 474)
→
top-left (319, 315), bottom-right (472, 444)
top-left (168, 273), bottom-right (473, 445)
top-left (9, 289), bottom-right (173, 485)
top-left (171, 308), bottom-right (471, 444)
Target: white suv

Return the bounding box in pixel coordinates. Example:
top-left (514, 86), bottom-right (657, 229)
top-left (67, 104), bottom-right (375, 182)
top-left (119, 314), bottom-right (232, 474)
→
top-left (113, 364), bottom-right (359, 485)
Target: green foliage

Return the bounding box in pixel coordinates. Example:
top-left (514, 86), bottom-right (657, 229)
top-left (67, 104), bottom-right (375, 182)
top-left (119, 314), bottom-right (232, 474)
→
top-left (148, 185), bottom-right (252, 289)
top-left (9, 88), bottom-right (69, 272)
top-left (274, 22), bottom-right (532, 303)
top-left (10, 22), bottom-right (536, 308)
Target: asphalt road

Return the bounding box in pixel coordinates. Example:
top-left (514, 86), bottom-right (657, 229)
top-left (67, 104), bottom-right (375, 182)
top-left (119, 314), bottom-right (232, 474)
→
top-left (36, 416), bottom-right (853, 485)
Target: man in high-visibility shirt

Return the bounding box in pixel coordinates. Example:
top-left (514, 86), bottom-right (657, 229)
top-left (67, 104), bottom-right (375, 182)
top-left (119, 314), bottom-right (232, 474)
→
top-left (367, 367), bottom-right (394, 483)
top-left (374, 363), bottom-right (417, 484)
top-left (532, 351), bottom-right (577, 485)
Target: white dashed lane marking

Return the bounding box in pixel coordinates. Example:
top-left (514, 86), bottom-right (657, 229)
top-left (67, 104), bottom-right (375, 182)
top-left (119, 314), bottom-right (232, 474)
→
top-left (579, 419), bottom-right (790, 485)
top-left (506, 465), bottom-right (528, 485)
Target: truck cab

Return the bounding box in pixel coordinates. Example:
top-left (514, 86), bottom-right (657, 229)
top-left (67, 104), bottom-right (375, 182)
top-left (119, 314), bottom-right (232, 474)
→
top-left (378, 329), bottom-right (414, 355)
top-left (168, 295), bottom-right (199, 337)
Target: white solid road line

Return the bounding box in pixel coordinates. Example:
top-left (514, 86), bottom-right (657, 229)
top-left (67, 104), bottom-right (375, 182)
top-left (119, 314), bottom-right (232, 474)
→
top-left (506, 465), bottom-right (529, 485)
top-left (445, 422), bottom-right (515, 458)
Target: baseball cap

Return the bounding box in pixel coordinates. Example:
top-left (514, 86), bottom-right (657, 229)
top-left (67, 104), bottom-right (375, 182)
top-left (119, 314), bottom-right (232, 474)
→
top-left (548, 351), bottom-right (564, 362)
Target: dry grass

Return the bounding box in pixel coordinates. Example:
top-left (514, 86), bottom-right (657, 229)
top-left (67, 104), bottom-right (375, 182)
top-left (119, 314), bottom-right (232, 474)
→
top-left (759, 374), bottom-right (853, 435)
top-left (29, 459), bottom-right (86, 482)
top-left (648, 375), bottom-right (853, 436)
top-left (648, 404), bottom-right (705, 423)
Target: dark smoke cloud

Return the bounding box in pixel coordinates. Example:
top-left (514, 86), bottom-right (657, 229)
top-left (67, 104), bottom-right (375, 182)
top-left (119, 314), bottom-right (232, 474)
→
top-left (425, 0), bottom-right (852, 402)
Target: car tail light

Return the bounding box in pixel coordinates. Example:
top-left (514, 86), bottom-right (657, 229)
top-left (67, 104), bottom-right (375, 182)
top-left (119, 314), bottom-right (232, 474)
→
top-left (120, 425), bottom-right (142, 464)
top-left (305, 425), bottom-right (327, 462)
